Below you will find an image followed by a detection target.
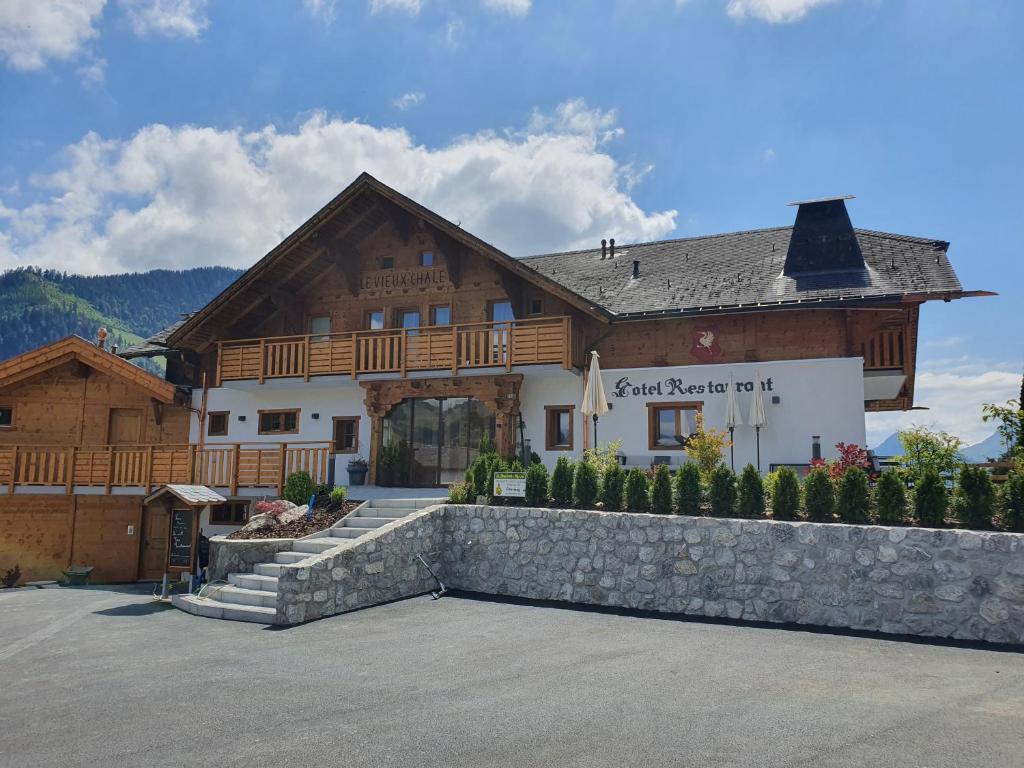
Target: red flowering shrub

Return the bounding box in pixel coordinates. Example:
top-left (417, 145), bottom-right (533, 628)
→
top-left (254, 500), bottom-right (290, 518)
top-left (811, 442), bottom-right (872, 480)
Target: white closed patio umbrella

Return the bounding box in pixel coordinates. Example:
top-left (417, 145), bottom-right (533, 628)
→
top-left (581, 351), bottom-right (610, 448)
top-left (749, 370), bottom-right (768, 472)
top-left (724, 373), bottom-right (744, 470)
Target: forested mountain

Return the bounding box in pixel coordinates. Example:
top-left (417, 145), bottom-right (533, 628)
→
top-left (0, 266), bottom-right (242, 363)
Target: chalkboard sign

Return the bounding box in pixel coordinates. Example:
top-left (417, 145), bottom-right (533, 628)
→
top-left (168, 508), bottom-right (195, 569)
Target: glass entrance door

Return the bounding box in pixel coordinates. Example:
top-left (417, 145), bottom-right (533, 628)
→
top-left (381, 397), bottom-right (495, 486)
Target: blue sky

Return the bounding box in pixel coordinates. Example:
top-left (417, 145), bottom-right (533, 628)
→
top-left (0, 0), bottom-right (1020, 445)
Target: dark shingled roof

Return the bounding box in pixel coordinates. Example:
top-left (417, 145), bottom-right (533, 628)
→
top-left (119, 314), bottom-right (193, 359)
top-left (521, 227), bottom-right (963, 318)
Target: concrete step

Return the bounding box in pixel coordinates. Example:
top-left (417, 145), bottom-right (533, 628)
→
top-left (253, 562), bottom-right (282, 577)
top-left (229, 572), bottom-right (279, 592)
top-left (354, 507), bottom-right (410, 519)
top-left (292, 538), bottom-right (345, 554)
top-left (275, 550), bottom-right (313, 564)
top-left (329, 527), bottom-right (371, 539)
top-left (367, 497), bottom-right (444, 509)
top-left (340, 516), bottom-right (394, 528)
top-left (172, 594), bottom-right (276, 624)
top-left (210, 584), bottom-right (277, 608)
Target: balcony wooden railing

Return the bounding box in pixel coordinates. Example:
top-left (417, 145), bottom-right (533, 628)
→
top-left (216, 316), bottom-right (577, 384)
top-left (861, 328), bottom-right (905, 371)
top-left (0, 442), bottom-right (331, 496)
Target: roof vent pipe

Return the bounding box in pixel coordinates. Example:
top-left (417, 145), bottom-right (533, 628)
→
top-left (632, 260), bottom-right (640, 279)
top-left (609, 238), bottom-right (616, 259)
top-left (601, 239), bottom-right (607, 260)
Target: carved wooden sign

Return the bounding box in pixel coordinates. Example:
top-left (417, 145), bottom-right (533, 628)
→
top-left (358, 268), bottom-right (449, 293)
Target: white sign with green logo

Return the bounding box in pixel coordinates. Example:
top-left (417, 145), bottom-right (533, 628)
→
top-left (492, 471), bottom-right (527, 498)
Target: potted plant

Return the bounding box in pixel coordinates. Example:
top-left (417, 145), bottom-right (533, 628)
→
top-left (347, 456), bottom-right (368, 486)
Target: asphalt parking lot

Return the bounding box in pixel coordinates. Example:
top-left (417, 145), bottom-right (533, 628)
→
top-left (1, 585), bottom-right (1022, 768)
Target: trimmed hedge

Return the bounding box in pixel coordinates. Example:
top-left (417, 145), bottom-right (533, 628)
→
top-left (650, 464), bottom-right (673, 515)
top-left (954, 464), bottom-right (995, 530)
top-left (874, 470), bottom-right (907, 525)
top-left (803, 468), bottom-right (835, 523)
top-left (674, 462), bottom-right (702, 516)
top-left (737, 464), bottom-right (765, 518)
top-left (708, 465), bottom-right (737, 518)
top-left (913, 469), bottom-right (947, 528)
top-left (283, 471), bottom-right (317, 506)
top-left (623, 467), bottom-right (650, 513)
top-left (525, 462), bottom-right (549, 507)
top-left (601, 464), bottom-right (625, 511)
top-left (836, 467), bottom-right (870, 524)
top-left (550, 456), bottom-right (575, 507)
top-left (770, 467), bottom-right (801, 521)
top-left (1002, 471), bottom-right (1024, 533)
top-left (573, 460), bottom-right (599, 508)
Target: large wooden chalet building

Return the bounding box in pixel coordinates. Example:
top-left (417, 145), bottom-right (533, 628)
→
top-left (0, 174), bottom-right (984, 583)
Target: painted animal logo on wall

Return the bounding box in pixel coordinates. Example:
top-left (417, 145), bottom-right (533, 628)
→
top-left (691, 327), bottom-right (722, 362)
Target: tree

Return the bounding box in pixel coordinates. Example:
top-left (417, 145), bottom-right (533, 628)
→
top-left (573, 459), bottom-right (599, 508)
top-left (835, 466), bottom-right (870, 524)
top-left (874, 470), bottom-right (907, 526)
top-left (601, 464), bottom-right (625, 511)
top-left (623, 468), bottom-right (650, 513)
top-left (650, 464), bottom-right (673, 515)
top-left (981, 399), bottom-right (1024, 460)
top-left (737, 464), bottom-right (765, 518)
top-left (708, 465), bottom-right (737, 518)
top-left (674, 462), bottom-right (702, 516)
top-left (954, 464), bottom-right (996, 530)
top-left (525, 462), bottom-right (549, 507)
top-left (803, 468), bottom-right (835, 523)
top-left (549, 457), bottom-right (575, 507)
top-left (685, 412), bottom-right (732, 480)
top-left (1000, 469), bottom-right (1024, 533)
top-left (770, 467), bottom-right (801, 521)
top-left (810, 442), bottom-right (871, 480)
top-left (913, 469), bottom-right (947, 528)
top-left (897, 426), bottom-right (963, 480)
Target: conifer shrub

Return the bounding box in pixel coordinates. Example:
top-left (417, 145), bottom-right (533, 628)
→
top-left (1000, 470), bottom-right (1024, 533)
top-left (737, 464), bottom-right (765, 518)
top-left (770, 466), bottom-right (801, 521)
top-left (708, 464), bottom-right (737, 518)
top-left (549, 456), bottom-right (575, 507)
top-left (650, 464), bottom-right (673, 515)
top-left (525, 462), bottom-right (550, 507)
top-left (283, 471), bottom-right (317, 506)
top-left (953, 464), bottom-right (995, 530)
top-left (485, 456), bottom-right (510, 505)
top-left (674, 462), bottom-right (702, 516)
top-left (913, 469), bottom-right (948, 528)
top-left (835, 466), bottom-right (870, 524)
top-left (874, 470), bottom-right (907, 526)
top-left (573, 459), bottom-right (599, 508)
top-left (447, 481), bottom-right (473, 504)
top-left (803, 467), bottom-right (835, 523)
top-left (623, 467), bottom-right (650, 512)
top-left (601, 464), bottom-right (625, 511)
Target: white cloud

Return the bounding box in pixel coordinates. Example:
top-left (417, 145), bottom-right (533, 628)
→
top-left (761, 147), bottom-right (776, 163)
top-left (445, 16), bottom-right (464, 48)
top-left (481, 0), bottom-right (531, 17)
top-left (77, 57), bottom-right (107, 87)
top-left (392, 92), bottom-right (425, 111)
top-left (0, 0), bottom-right (105, 71)
top-left (118, 0), bottom-right (208, 39)
top-left (369, 0), bottom-right (422, 15)
top-left (303, 0), bottom-right (337, 23)
top-left (925, 335), bottom-right (964, 349)
top-left (0, 101), bottom-right (677, 277)
top-left (725, 0), bottom-right (836, 23)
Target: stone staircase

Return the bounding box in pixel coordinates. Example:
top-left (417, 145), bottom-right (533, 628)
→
top-left (172, 497), bottom-right (444, 623)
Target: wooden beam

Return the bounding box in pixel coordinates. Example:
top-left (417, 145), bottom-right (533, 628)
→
top-left (151, 399), bottom-right (164, 426)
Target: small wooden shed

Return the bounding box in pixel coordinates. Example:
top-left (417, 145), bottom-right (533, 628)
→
top-left (140, 485), bottom-right (226, 579)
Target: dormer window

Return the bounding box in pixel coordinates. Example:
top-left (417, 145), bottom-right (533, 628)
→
top-left (381, 256), bottom-right (394, 270)
top-left (419, 251), bottom-right (434, 267)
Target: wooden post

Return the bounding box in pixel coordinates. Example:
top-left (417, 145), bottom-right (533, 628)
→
top-left (8, 445), bottom-right (17, 494)
top-left (506, 321), bottom-right (513, 372)
top-left (562, 316), bottom-right (571, 369)
top-left (231, 443), bottom-right (240, 495)
top-left (400, 328), bottom-right (407, 378)
top-left (303, 335), bottom-right (310, 382)
top-left (187, 444), bottom-right (196, 484)
top-left (258, 338), bottom-right (266, 384)
top-left (278, 442), bottom-right (288, 496)
top-left (351, 332), bottom-right (358, 379)
top-left (215, 341), bottom-right (223, 387)
top-left (104, 446), bottom-right (114, 494)
top-left (65, 446), bottom-right (75, 495)
top-left (143, 445), bottom-right (153, 494)
top-left (451, 325), bottom-right (459, 375)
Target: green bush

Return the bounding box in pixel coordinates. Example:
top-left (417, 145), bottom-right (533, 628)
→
top-left (874, 470), bottom-right (907, 526)
top-left (674, 462), bottom-right (702, 516)
top-left (803, 468), bottom-right (835, 523)
top-left (447, 481), bottom-right (473, 504)
top-left (770, 466), bottom-right (801, 520)
top-left (650, 464), bottom-right (673, 515)
top-left (468, 452), bottom-right (503, 499)
top-left (573, 459), bottom-right (599, 508)
top-left (954, 464), bottom-right (995, 530)
top-left (283, 471), bottom-right (317, 506)
top-left (737, 464), bottom-right (765, 518)
top-left (708, 464), bottom-right (737, 518)
top-left (601, 464), bottom-right (625, 511)
top-left (485, 457), bottom-right (510, 505)
top-left (623, 467), bottom-right (650, 512)
top-left (913, 469), bottom-right (948, 528)
top-left (1001, 470), bottom-right (1024, 532)
top-left (835, 466), bottom-right (870, 524)
top-left (550, 456), bottom-right (575, 507)
top-left (525, 462), bottom-right (550, 507)
top-left (329, 486), bottom-right (347, 505)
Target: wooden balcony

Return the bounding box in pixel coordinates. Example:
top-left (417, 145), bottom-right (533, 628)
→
top-left (216, 316), bottom-right (579, 384)
top-left (861, 328), bottom-right (906, 371)
top-left (0, 442), bottom-right (331, 496)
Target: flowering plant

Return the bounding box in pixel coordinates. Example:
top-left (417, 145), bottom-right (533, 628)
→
top-left (254, 499), bottom-right (290, 518)
top-left (810, 442), bottom-right (872, 480)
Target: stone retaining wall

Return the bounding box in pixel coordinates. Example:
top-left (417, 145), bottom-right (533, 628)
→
top-left (272, 506), bottom-right (1024, 644)
top-left (208, 536), bottom-right (296, 582)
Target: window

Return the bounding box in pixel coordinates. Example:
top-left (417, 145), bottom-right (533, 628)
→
top-left (258, 409), bottom-right (299, 435)
top-left (489, 300), bottom-right (514, 323)
top-left (210, 502), bottom-right (249, 526)
top-left (397, 308), bottom-right (421, 335)
top-left (647, 402), bottom-right (702, 450)
top-left (0, 405), bottom-right (12, 429)
top-left (308, 315), bottom-right (331, 341)
top-left (207, 411), bottom-right (229, 437)
top-left (419, 251), bottom-right (434, 267)
top-left (545, 405), bottom-right (574, 451)
top-left (526, 295), bottom-right (544, 316)
top-left (333, 416), bottom-right (360, 453)
top-left (381, 256), bottom-right (394, 270)
top-left (366, 310), bottom-right (385, 330)
top-left (430, 305), bottom-right (451, 326)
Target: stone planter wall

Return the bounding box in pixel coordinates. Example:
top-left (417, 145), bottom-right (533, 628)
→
top-left (208, 536), bottom-right (296, 582)
top-left (273, 506), bottom-right (1024, 644)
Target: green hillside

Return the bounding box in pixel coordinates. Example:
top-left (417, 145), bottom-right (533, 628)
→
top-left (0, 266), bottom-right (242, 364)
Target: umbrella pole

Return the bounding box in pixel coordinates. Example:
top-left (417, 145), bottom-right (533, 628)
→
top-left (729, 427), bottom-right (735, 470)
top-left (755, 427), bottom-right (761, 473)
top-left (592, 414), bottom-right (599, 449)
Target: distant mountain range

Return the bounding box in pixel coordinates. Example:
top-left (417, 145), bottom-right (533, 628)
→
top-left (0, 266), bottom-right (243, 365)
top-left (873, 430), bottom-right (1007, 464)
